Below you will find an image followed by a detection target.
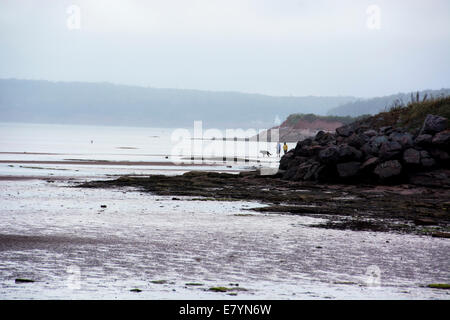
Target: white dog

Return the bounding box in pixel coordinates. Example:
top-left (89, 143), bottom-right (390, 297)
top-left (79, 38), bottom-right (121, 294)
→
top-left (259, 150), bottom-right (272, 157)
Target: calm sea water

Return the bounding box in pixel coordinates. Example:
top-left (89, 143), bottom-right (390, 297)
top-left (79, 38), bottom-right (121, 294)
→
top-left (0, 122), bottom-right (295, 178)
top-left (0, 122), bottom-right (293, 162)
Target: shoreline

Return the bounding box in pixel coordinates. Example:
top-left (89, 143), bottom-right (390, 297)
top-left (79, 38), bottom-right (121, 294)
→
top-left (0, 160), bottom-right (220, 166)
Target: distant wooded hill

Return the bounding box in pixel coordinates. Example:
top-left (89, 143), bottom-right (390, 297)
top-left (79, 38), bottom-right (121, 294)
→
top-left (0, 79), bottom-right (356, 129)
top-left (327, 88), bottom-right (450, 117)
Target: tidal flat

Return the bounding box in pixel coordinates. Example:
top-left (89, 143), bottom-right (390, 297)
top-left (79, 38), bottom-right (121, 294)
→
top-left (0, 176), bottom-right (449, 299)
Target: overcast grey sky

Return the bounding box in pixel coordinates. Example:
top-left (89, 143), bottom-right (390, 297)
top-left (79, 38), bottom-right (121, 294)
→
top-left (1, 0), bottom-right (449, 97)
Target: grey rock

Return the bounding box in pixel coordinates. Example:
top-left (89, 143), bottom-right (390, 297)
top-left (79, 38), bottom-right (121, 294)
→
top-left (318, 146), bottom-right (339, 164)
top-left (403, 148), bottom-right (421, 165)
top-left (389, 132), bottom-right (413, 148)
top-left (294, 145), bottom-right (315, 157)
top-left (420, 150), bottom-right (436, 168)
top-left (432, 130), bottom-right (450, 146)
top-left (361, 157), bottom-right (379, 171)
top-left (315, 131), bottom-right (335, 145)
top-left (421, 157), bottom-right (436, 168)
top-left (336, 162), bottom-right (361, 178)
top-left (282, 165), bottom-right (298, 180)
top-left (338, 144), bottom-right (363, 161)
top-left (414, 134), bottom-right (433, 146)
top-left (374, 160), bottom-right (402, 179)
top-left (294, 139), bottom-right (317, 157)
top-left (279, 152), bottom-right (294, 170)
top-left (293, 160), bottom-right (322, 181)
top-left (296, 138), bottom-right (313, 148)
top-left (379, 141), bottom-right (402, 160)
top-left (336, 125), bottom-right (354, 137)
top-left (429, 148), bottom-right (450, 162)
top-left (363, 129), bottom-right (378, 137)
top-left (370, 135), bottom-right (388, 148)
top-left (379, 126), bottom-right (393, 135)
top-left (287, 156), bottom-right (307, 169)
top-left (420, 150), bottom-right (431, 158)
top-left (420, 114), bottom-right (447, 134)
top-left (361, 142), bottom-right (379, 156)
top-left (346, 133), bottom-right (369, 148)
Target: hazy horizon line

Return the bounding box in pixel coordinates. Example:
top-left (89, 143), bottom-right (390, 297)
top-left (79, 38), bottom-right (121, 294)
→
top-left (4, 77), bottom-right (448, 101)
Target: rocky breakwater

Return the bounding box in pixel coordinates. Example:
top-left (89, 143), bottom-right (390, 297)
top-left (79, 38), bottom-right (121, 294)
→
top-left (279, 114), bottom-right (450, 186)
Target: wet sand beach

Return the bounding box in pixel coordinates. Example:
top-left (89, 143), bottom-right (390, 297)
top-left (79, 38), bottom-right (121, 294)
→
top-left (0, 173), bottom-right (449, 299)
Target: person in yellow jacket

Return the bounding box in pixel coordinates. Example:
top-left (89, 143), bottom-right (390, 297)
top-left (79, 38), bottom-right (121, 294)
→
top-left (283, 142), bottom-right (288, 155)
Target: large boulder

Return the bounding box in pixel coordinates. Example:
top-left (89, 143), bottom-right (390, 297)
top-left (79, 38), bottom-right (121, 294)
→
top-left (420, 151), bottom-right (436, 168)
top-left (379, 141), bottom-right (403, 160)
top-left (338, 144), bottom-right (363, 162)
top-left (374, 160), bottom-right (402, 179)
top-left (296, 138), bottom-right (313, 148)
top-left (370, 135), bottom-right (389, 148)
top-left (360, 157), bottom-right (379, 171)
top-left (318, 146), bottom-right (339, 164)
top-left (293, 160), bottom-right (323, 181)
top-left (432, 130), bottom-right (450, 146)
top-left (379, 126), bottom-right (394, 135)
top-left (363, 129), bottom-right (377, 137)
top-left (346, 133), bottom-right (369, 148)
top-left (282, 165), bottom-right (299, 180)
top-left (294, 139), bottom-right (313, 156)
top-left (403, 148), bottom-right (421, 165)
top-left (294, 145), bottom-right (315, 157)
top-left (279, 152), bottom-right (294, 170)
top-left (429, 148), bottom-right (450, 163)
top-left (336, 125), bottom-right (354, 137)
top-left (360, 136), bottom-right (389, 157)
top-left (414, 134), bottom-right (433, 147)
top-left (315, 131), bottom-right (335, 146)
top-left (361, 142), bottom-right (379, 156)
top-left (287, 156), bottom-right (308, 170)
top-left (389, 132), bottom-right (413, 148)
top-left (336, 161), bottom-right (361, 178)
top-left (420, 114), bottom-right (448, 134)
